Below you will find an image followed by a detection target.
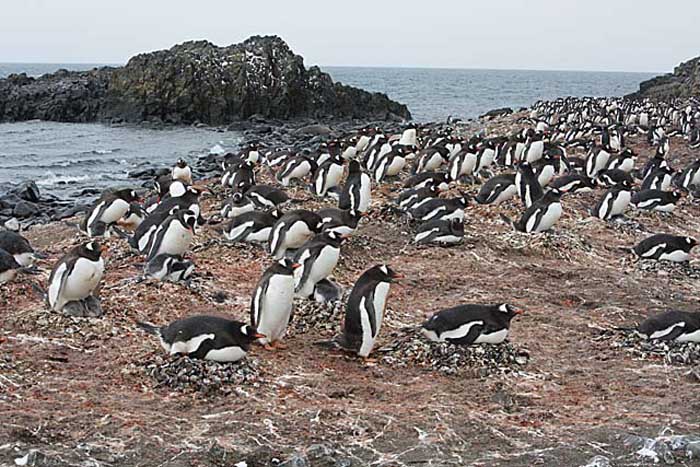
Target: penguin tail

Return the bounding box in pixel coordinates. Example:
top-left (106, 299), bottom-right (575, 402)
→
top-left (135, 321), bottom-right (161, 336)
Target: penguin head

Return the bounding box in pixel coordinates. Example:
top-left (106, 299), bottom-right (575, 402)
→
top-left (450, 218), bottom-right (464, 234)
top-left (269, 208), bottom-right (283, 219)
top-left (238, 324), bottom-right (266, 343)
top-left (276, 258), bottom-right (301, 273)
top-left (372, 264), bottom-right (403, 283)
top-left (323, 230), bottom-right (348, 245)
top-left (177, 210), bottom-right (197, 232)
top-left (81, 241), bottom-right (106, 261)
top-left (175, 159), bottom-right (187, 168)
top-left (498, 303), bottom-right (525, 319)
top-left (686, 237), bottom-right (698, 248)
top-left (115, 189), bottom-right (139, 203)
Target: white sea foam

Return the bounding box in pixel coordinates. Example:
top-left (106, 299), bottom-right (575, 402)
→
top-left (35, 171), bottom-right (94, 187)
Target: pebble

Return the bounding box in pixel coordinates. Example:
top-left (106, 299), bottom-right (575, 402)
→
top-left (600, 328), bottom-right (700, 365)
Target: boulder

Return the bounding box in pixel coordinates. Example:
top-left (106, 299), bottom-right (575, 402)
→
top-left (12, 181), bottom-right (41, 202)
top-left (627, 56), bottom-right (700, 100)
top-left (13, 201), bottom-right (39, 218)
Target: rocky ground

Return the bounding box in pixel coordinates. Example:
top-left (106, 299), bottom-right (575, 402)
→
top-left (2, 115), bottom-right (700, 466)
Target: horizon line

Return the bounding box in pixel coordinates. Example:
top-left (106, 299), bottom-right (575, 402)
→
top-left (0, 60), bottom-right (664, 75)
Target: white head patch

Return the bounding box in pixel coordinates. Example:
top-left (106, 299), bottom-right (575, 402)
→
top-left (499, 304), bottom-right (509, 313)
top-left (86, 242), bottom-right (96, 252)
top-left (379, 265), bottom-right (388, 275)
top-left (241, 325), bottom-right (249, 336)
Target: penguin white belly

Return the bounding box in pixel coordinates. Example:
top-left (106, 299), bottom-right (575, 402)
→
top-left (355, 136), bottom-right (370, 153)
top-left (423, 206), bottom-right (446, 220)
top-left (14, 252), bottom-right (35, 267)
top-left (287, 162), bottom-right (311, 182)
top-left (358, 297), bottom-right (375, 357)
top-left (514, 143), bottom-right (526, 162)
top-left (659, 176), bottom-right (672, 191)
top-left (537, 167), bottom-right (555, 187)
top-left (326, 164), bottom-right (344, 191)
top-left (0, 269), bottom-right (18, 284)
top-left (415, 228), bottom-right (439, 243)
top-left (386, 156), bottom-right (406, 176)
top-left (205, 346), bottom-right (247, 362)
top-left (474, 328), bottom-right (509, 344)
top-left (677, 329), bottom-right (700, 343)
top-left (440, 209), bottom-right (464, 222)
top-left (358, 175), bottom-right (372, 213)
top-left (86, 201), bottom-right (106, 232)
top-left (531, 202), bottom-right (562, 233)
top-left (223, 204), bottom-right (254, 218)
top-left (655, 203), bottom-right (675, 213)
top-left (636, 199), bottom-right (659, 209)
top-left (258, 275), bottom-right (295, 342)
top-left (423, 153), bottom-right (444, 172)
top-left (156, 224), bottom-right (193, 257)
top-left (371, 282), bottom-right (390, 333)
top-left (341, 147), bottom-right (357, 160)
top-left (649, 322), bottom-right (684, 340)
top-left (172, 166), bottom-right (192, 183)
top-left (479, 149), bottom-right (496, 170)
top-left (48, 263), bottom-right (67, 309)
top-left (641, 244), bottom-right (665, 258)
top-left (62, 257), bottom-right (104, 302)
top-left (610, 192), bottom-right (631, 217)
top-left (493, 185), bottom-right (518, 204)
top-left (301, 246), bottom-right (340, 295)
top-left (285, 221), bottom-right (313, 250)
top-left (399, 129), bottom-right (416, 146)
top-left (659, 250), bottom-right (690, 262)
top-left (226, 221), bottom-right (255, 241)
top-left (170, 333), bottom-right (215, 355)
top-left (247, 227), bottom-right (272, 243)
top-left (326, 225), bottom-right (354, 236)
top-left (433, 234), bottom-right (462, 244)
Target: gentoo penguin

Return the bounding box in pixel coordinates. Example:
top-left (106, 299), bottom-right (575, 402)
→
top-left (531, 157), bottom-right (558, 187)
top-left (223, 142), bottom-right (261, 168)
top-left (403, 172), bottom-right (450, 191)
top-left (277, 155), bottom-right (316, 187)
top-left (293, 231), bottom-right (345, 299)
top-left (144, 254), bottom-right (195, 282)
top-left (515, 162), bottom-right (544, 208)
top-left (631, 190), bottom-right (681, 213)
top-left (318, 208), bottom-right (363, 236)
top-left (250, 259), bottom-right (299, 348)
top-left (222, 160), bottom-right (256, 193)
top-left (641, 153), bottom-right (669, 181)
top-left (503, 189), bottom-right (563, 233)
top-left (172, 159), bottom-right (192, 184)
top-left (339, 160), bottom-right (372, 214)
top-left (641, 167), bottom-right (674, 191)
top-left (409, 196), bottom-right (468, 222)
top-left (120, 203), bottom-right (147, 230)
top-left (414, 218), bottom-right (464, 246)
top-left (633, 234), bottom-right (697, 262)
top-left (312, 154), bottom-right (344, 197)
top-left (269, 210), bottom-right (322, 260)
top-left (593, 184), bottom-right (632, 220)
top-left (448, 145), bottom-right (478, 181)
top-left (332, 265), bottom-right (402, 358)
top-left (136, 316), bottom-right (264, 362)
top-left (0, 248), bottom-right (22, 284)
top-left (397, 185), bottom-right (441, 211)
top-left (47, 241), bottom-right (105, 314)
top-left (550, 174), bottom-right (596, 194)
top-left (245, 185), bottom-right (289, 209)
top-left (585, 146), bottom-right (611, 178)
top-left (597, 169), bottom-right (634, 188)
top-left (155, 185), bottom-right (206, 226)
top-left (266, 148), bottom-right (295, 168)
top-left (475, 174), bottom-right (517, 205)
top-left (677, 160), bottom-right (700, 190)
top-left (638, 310), bottom-right (700, 342)
top-left (313, 278), bottom-right (342, 304)
top-left (224, 209), bottom-right (283, 244)
top-left (221, 192), bottom-right (255, 218)
top-left (0, 231), bottom-right (36, 267)
top-left (606, 149), bottom-right (636, 173)
top-left (146, 209), bottom-right (197, 260)
top-left (373, 146), bottom-right (408, 182)
top-left (421, 303), bottom-right (524, 345)
top-left (81, 188), bottom-right (139, 237)
top-left (413, 145), bottom-right (449, 174)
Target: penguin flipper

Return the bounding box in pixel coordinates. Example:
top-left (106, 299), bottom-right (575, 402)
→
top-left (446, 323), bottom-right (484, 346)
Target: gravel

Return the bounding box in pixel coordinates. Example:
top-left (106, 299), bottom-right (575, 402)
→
top-left (598, 328), bottom-right (700, 365)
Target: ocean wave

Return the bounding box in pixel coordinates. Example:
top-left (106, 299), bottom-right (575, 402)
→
top-left (35, 171), bottom-right (97, 187)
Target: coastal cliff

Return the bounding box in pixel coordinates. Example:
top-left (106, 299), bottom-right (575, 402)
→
top-left (627, 55), bottom-right (700, 100)
top-left (0, 36), bottom-right (411, 124)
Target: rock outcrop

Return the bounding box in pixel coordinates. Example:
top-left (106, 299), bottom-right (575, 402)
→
top-left (627, 56), bottom-right (700, 100)
top-left (0, 36), bottom-right (411, 124)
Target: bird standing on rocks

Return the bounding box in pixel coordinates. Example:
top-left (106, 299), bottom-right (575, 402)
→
top-left (47, 241), bottom-right (106, 316)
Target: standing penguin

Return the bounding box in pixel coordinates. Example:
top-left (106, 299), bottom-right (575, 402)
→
top-left (632, 234), bottom-right (697, 262)
top-left (172, 159), bottom-right (192, 184)
top-left (47, 241), bottom-right (106, 315)
top-left (326, 265), bottom-right (402, 359)
top-left (137, 316), bottom-right (264, 362)
top-left (312, 154), bottom-right (344, 197)
top-left (251, 259), bottom-right (299, 348)
top-left (339, 160), bottom-right (372, 213)
top-left (293, 231), bottom-right (345, 299)
top-left (515, 162), bottom-right (544, 208)
top-left (421, 303), bottom-right (524, 345)
top-left (146, 209), bottom-right (197, 260)
top-left (81, 189), bottom-right (139, 237)
top-left (593, 183), bottom-right (632, 220)
top-left (269, 210), bottom-right (322, 260)
top-left (503, 190), bottom-right (563, 233)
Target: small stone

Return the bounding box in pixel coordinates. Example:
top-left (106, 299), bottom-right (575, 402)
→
top-left (13, 201), bottom-right (39, 218)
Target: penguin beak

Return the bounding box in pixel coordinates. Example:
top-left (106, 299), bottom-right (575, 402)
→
top-left (253, 332), bottom-right (266, 339)
top-left (291, 263), bottom-right (302, 269)
top-left (100, 245), bottom-right (109, 253)
top-left (392, 273), bottom-right (405, 280)
top-left (513, 308), bottom-right (525, 315)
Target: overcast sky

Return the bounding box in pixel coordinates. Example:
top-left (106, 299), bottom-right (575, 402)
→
top-left (1, 0), bottom-right (697, 73)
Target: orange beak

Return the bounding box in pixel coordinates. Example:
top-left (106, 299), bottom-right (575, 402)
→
top-left (393, 273), bottom-right (405, 280)
top-left (253, 332), bottom-right (266, 339)
top-left (100, 245), bottom-right (109, 253)
top-left (291, 263), bottom-right (302, 269)
top-left (514, 308), bottom-right (525, 315)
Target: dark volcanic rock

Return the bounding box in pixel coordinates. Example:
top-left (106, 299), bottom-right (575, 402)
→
top-left (13, 181), bottom-right (41, 202)
top-left (13, 201), bottom-right (40, 218)
top-left (627, 56), bottom-right (700, 100)
top-left (0, 36), bottom-right (411, 124)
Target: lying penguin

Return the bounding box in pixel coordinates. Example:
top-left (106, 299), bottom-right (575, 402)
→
top-left (637, 310), bottom-right (700, 342)
top-left (137, 316), bottom-right (264, 362)
top-left (421, 303), bottom-right (524, 345)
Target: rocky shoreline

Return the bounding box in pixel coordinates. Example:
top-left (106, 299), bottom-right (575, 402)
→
top-left (0, 36), bottom-right (411, 125)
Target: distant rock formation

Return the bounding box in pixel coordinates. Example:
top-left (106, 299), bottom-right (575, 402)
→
top-left (627, 56), bottom-right (700, 100)
top-left (0, 36), bottom-right (411, 124)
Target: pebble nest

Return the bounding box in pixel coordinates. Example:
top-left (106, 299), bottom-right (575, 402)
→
top-left (288, 297), bottom-right (345, 336)
top-left (598, 328), bottom-right (700, 365)
top-left (633, 260), bottom-right (700, 279)
top-left (377, 327), bottom-right (530, 376)
top-left (140, 354), bottom-right (263, 395)
top-left (489, 229), bottom-right (594, 261)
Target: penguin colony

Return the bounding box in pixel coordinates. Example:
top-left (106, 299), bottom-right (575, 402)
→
top-left (4, 95), bottom-right (700, 374)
